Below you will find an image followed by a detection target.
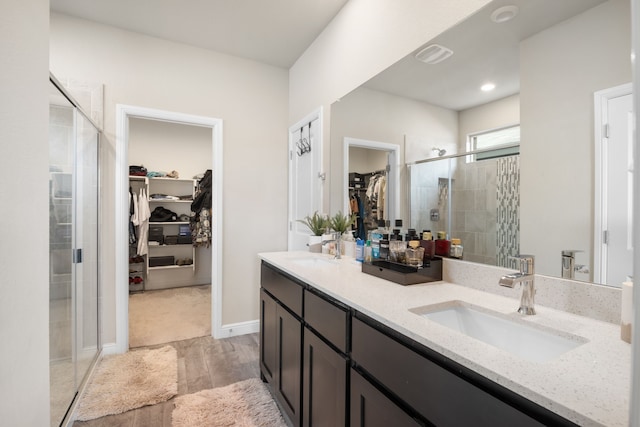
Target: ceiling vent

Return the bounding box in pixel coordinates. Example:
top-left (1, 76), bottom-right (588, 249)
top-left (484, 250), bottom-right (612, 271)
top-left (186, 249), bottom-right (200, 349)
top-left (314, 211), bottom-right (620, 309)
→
top-left (414, 44), bottom-right (453, 65)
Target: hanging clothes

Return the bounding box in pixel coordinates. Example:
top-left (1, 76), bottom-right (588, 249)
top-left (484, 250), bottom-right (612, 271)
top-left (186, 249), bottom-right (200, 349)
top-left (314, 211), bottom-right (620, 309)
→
top-left (191, 169), bottom-right (212, 248)
top-left (129, 187), bottom-right (137, 245)
top-left (136, 187), bottom-right (151, 256)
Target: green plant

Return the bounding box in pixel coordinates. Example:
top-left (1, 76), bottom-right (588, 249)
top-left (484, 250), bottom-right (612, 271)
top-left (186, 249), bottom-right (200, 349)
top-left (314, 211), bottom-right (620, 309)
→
top-left (297, 211), bottom-right (328, 236)
top-left (329, 211), bottom-right (357, 234)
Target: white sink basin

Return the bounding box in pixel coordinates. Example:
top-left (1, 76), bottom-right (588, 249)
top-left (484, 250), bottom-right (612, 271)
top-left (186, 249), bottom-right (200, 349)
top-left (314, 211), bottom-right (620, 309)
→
top-left (288, 257), bottom-right (337, 267)
top-left (411, 301), bottom-right (587, 363)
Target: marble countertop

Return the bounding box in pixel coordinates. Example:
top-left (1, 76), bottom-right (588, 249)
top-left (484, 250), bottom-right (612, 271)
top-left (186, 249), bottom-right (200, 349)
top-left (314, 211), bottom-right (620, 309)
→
top-left (259, 251), bottom-right (631, 427)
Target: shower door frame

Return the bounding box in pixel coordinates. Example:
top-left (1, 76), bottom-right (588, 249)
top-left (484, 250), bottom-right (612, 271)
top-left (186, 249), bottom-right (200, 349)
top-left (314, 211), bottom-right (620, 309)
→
top-left (49, 74), bottom-right (102, 427)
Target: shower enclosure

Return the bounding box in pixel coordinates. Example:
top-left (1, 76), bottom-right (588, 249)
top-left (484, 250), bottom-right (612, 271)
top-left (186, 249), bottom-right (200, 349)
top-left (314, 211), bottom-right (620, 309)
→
top-left (409, 147), bottom-right (520, 267)
top-left (49, 77), bottom-right (100, 427)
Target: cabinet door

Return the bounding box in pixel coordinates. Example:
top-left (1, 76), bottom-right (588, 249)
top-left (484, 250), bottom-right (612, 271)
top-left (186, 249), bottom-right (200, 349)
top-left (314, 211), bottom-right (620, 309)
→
top-left (260, 288), bottom-right (277, 383)
top-left (303, 327), bottom-right (347, 427)
top-left (350, 369), bottom-right (421, 427)
top-left (276, 303), bottom-right (303, 427)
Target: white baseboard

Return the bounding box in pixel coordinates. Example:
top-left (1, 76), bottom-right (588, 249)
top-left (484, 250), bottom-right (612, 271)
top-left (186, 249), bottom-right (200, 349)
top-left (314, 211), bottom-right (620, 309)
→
top-left (214, 319), bottom-right (259, 338)
top-left (100, 342), bottom-right (120, 356)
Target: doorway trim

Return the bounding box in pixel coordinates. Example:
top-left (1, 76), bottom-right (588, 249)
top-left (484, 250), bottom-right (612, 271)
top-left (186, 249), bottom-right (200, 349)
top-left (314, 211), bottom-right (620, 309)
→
top-left (593, 82), bottom-right (632, 284)
top-left (343, 137), bottom-right (400, 221)
top-left (115, 104), bottom-right (223, 353)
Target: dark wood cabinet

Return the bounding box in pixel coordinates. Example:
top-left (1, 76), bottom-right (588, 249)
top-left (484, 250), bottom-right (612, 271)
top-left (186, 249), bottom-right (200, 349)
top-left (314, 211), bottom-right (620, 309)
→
top-left (350, 368), bottom-right (421, 427)
top-left (351, 316), bottom-right (572, 427)
top-left (275, 303), bottom-right (302, 426)
top-left (259, 288), bottom-right (277, 383)
top-left (260, 260), bottom-right (576, 427)
top-left (260, 264), bottom-right (303, 427)
top-left (302, 326), bottom-right (348, 427)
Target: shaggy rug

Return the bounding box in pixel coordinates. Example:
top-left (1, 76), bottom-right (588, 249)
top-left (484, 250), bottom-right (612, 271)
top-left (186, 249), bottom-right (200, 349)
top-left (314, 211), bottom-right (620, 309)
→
top-left (75, 346), bottom-right (178, 421)
top-left (172, 378), bottom-right (287, 427)
top-left (129, 285), bottom-right (211, 348)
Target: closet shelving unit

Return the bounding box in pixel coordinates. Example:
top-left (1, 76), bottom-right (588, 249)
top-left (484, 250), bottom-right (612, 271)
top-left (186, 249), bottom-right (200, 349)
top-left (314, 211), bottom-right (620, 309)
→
top-left (146, 177), bottom-right (196, 273)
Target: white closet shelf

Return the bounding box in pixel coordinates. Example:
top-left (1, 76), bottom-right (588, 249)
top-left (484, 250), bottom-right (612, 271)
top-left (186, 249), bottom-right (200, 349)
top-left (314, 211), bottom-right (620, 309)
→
top-left (148, 199), bottom-right (193, 203)
top-left (149, 221), bottom-right (190, 225)
top-left (148, 264), bottom-right (195, 271)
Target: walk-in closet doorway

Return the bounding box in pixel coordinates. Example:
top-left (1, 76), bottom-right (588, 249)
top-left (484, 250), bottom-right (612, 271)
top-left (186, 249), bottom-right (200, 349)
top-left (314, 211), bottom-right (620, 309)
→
top-left (115, 105), bottom-right (223, 353)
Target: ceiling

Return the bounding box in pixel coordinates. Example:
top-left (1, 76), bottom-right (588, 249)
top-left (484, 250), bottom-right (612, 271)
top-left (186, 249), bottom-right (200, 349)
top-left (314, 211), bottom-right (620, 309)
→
top-left (363, 0), bottom-right (607, 111)
top-left (50, 0), bottom-right (349, 68)
top-left (50, 0), bottom-right (609, 109)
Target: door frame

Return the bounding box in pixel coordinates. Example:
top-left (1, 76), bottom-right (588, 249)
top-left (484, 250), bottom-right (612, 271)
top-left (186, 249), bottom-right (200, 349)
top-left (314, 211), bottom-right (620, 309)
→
top-left (288, 107), bottom-right (324, 250)
top-left (114, 105), bottom-right (223, 353)
top-left (343, 137), bottom-right (400, 222)
top-left (593, 82), bottom-right (632, 284)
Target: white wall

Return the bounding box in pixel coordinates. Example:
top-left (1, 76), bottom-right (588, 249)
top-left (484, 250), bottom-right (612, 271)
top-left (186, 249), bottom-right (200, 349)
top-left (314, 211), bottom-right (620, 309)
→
top-left (520, 0), bottom-right (631, 278)
top-left (458, 94), bottom-right (520, 148)
top-left (50, 13), bottom-right (289, 341)
top-left (349, 147), bottom-right (388, 173)
top-left (330, 86), bottom-right (458, 218)
top-left (289, 0), bottom-right (492, 213)
top-left (129, 118), bottom-right (212, 180)
top-left (0, 0), bottom-right (50, 425)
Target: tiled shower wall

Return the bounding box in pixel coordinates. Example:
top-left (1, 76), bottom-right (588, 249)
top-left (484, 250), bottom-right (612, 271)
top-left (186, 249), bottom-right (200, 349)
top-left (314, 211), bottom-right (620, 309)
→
top-left (450, 155), bottom-right (519, 265)
top-left (495, 156), bottom-right (520, 267)
top-left (412, 155), bottom-right (519, 265)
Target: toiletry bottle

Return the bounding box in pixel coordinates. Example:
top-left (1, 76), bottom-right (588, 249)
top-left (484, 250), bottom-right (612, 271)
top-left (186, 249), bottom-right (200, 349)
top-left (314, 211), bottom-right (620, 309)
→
top-left (379, 235), bottom-right (390, 260)
top-left (356, 238), bottom-right (364, 262)
top-left (450, 238), bottom-right (463, 259)
top-left (364, 240), bottom-right (372, 263)
top-left (370, 221), bottom-right (385, 259)
top-left (435, 231), bottom-right (451, 257)
top-left (420, 230), bottom-right (435, 260)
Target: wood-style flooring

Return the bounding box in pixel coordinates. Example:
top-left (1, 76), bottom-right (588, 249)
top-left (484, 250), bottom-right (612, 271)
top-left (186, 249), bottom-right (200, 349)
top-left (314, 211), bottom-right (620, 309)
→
top-left (72, 333), bottom-right (260, 427)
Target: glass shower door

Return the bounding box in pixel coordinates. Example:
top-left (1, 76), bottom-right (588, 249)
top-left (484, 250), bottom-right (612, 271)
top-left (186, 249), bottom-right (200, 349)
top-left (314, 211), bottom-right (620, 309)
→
top-left (49, 80), bottom-right (99, 427)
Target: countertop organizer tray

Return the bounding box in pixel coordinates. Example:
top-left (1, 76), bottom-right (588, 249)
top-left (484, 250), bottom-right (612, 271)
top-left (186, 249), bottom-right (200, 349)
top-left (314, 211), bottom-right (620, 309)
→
top-left (362, 258), bottom-right (443, 285)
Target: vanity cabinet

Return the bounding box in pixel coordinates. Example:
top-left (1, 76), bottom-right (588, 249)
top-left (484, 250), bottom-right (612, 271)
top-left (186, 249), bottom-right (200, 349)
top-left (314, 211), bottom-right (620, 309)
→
top-left (303, 289), bottom-right (349, 427)
top-left (351, 315), bottom-right (576, 427)
top-left (260, 262), bottom-right (349, 427)
top-left (350, 368), bottom-right (421, 427)
top-left (260, 260), bottom-right (578, 427)
top-left (260, 264), bottom-right (303, 426)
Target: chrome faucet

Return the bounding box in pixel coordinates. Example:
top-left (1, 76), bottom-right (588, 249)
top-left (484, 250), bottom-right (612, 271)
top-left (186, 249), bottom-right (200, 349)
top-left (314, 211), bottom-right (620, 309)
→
top-left (321, 232), bottom-right (342, 259)
top-left (499, 255), bottom-right (536, 315)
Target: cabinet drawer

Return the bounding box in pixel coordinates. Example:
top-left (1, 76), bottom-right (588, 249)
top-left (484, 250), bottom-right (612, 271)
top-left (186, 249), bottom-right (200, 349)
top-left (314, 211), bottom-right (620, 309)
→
top-left (352, 317), bottom-right (548, 427)
top-left (261, 262), bottom-right (303, 317)
top-left (304, 290), bottom-right (349, 353)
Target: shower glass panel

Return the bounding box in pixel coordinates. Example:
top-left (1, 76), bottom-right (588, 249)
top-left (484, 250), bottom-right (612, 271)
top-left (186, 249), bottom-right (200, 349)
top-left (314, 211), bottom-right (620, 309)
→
top-left (49, 80), bottom-right (100, 427)
top-left (409, 150), bottom-right (519, 267)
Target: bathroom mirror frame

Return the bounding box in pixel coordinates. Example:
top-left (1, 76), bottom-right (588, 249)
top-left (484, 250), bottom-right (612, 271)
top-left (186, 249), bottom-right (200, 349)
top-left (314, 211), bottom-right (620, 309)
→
top-left (329, 0), bottom-right (631, 286)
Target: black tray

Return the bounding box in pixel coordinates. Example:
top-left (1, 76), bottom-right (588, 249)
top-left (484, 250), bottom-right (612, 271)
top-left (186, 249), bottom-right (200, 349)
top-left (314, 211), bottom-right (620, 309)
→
top-left (362, 258), bottom-right (443, 285)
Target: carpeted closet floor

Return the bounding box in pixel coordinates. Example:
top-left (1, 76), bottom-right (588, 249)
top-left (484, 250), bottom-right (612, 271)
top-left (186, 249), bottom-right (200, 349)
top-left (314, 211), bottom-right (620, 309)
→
top-left (129, 285), bottom-right (212, 348)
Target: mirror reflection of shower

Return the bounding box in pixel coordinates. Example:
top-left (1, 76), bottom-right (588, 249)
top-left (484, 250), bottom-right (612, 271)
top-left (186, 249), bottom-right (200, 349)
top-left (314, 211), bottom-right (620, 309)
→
top-left (432, 147), bottom-right (446, 157)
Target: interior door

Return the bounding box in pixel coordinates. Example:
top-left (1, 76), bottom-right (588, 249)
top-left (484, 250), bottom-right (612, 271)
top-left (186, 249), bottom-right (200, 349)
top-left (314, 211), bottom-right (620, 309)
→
top-left (604, 91), bottom-right (633, 286)
top-left (289, 115), bottom-right (322, 251)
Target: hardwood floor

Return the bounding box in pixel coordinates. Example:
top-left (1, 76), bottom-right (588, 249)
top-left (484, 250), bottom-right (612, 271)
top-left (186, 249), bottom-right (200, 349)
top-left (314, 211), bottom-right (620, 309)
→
top-left (73, 333), bottom-right (261, 427)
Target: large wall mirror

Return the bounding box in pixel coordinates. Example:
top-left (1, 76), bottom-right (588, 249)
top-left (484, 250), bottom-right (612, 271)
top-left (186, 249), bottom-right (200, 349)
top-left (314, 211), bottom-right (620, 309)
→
top-left (330, 0), bottom-right (631, 287)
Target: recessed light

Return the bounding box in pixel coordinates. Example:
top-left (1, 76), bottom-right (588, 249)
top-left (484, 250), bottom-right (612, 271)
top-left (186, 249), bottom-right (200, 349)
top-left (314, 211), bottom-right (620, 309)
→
top-left (481, 83), bottom-right (496, 92)
top-left (490, 5), bottom-right (519, 23)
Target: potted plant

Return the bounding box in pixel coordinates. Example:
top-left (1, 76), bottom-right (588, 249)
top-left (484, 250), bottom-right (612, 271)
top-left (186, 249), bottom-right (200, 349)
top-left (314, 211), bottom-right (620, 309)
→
top-left (328, 211), bottom-right (357, 259)
top-left (297, 211), bottom-right (328, 252)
